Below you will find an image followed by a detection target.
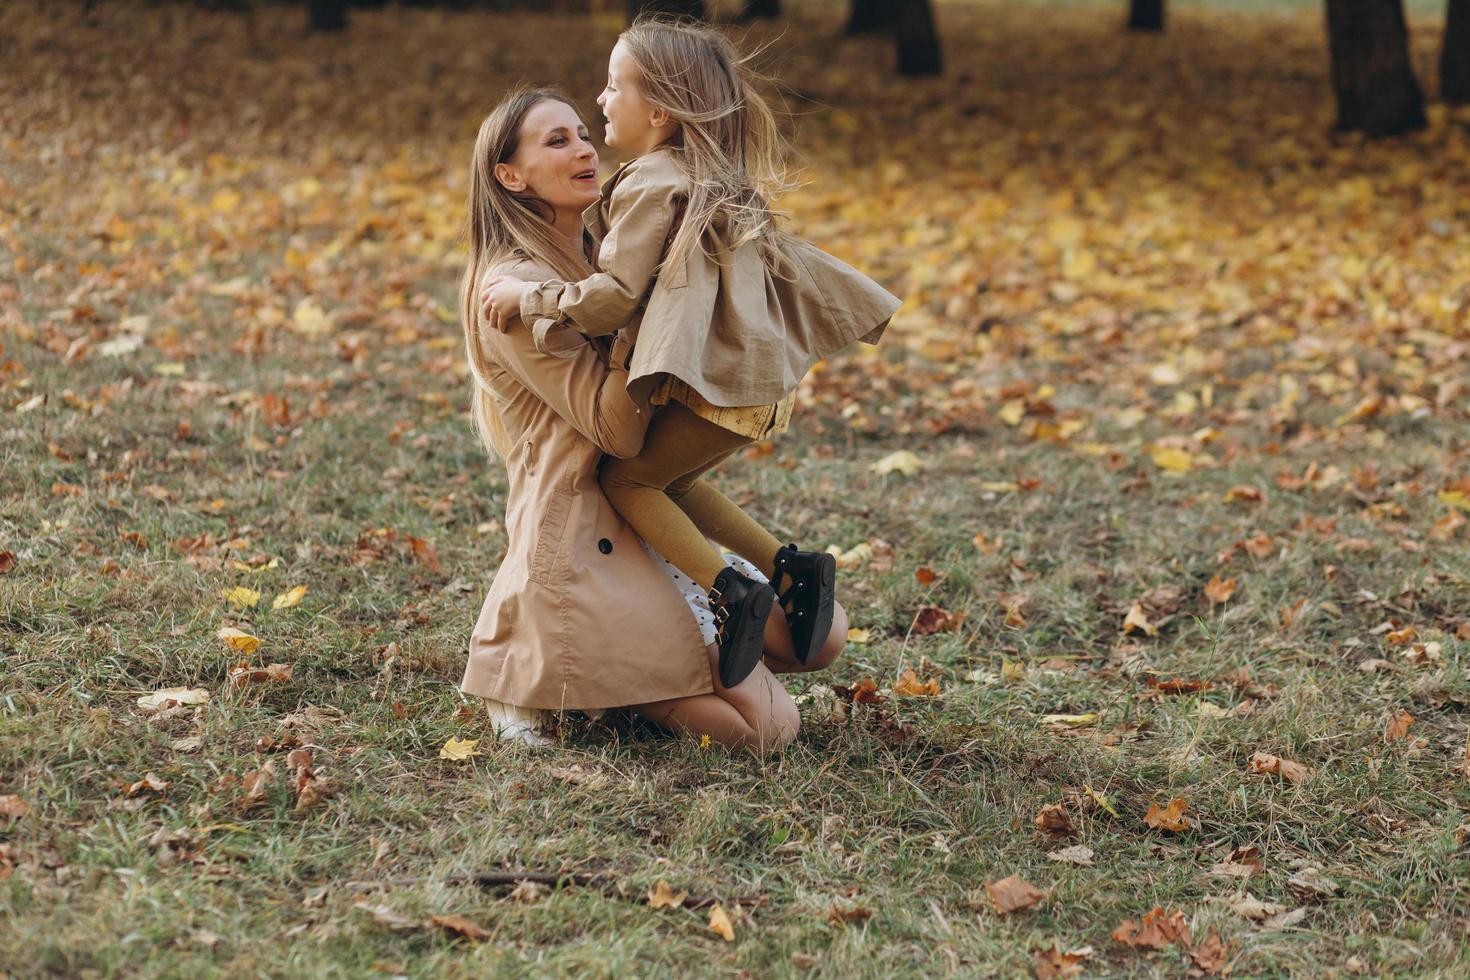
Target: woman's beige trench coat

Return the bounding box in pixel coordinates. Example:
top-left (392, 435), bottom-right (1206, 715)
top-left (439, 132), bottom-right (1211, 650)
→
top-left (459, 255), bottom-right (713, 710)
top-left (519, 146), bottom-right (903, 407)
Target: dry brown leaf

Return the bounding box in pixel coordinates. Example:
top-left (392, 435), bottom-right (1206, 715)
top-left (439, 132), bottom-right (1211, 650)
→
top-left (1229, 892), bottom-right (1285, 920)
top-left (507, 879), bottom-right (549, 904)
top-left (1247, 751), bottom-right (1310, 783)
top-left (914, 565), bottom-right (939, 585)
top-left (1209, 845), bottom-right (1263, 879)
top-left (984, 874), bottom-right (1045, 914)
top-left (1034, 803), bottom-right (1076, 837)
top-left (125, 773), bottom-right (168, 796)
top-left (227, 662), bottom-right (293, 689)
top-left (911, 605), bottom-right (967, 635)
top-left (428, 913), bottom-right (490, 941)
top-left (1048, 845), bottom-right (1095, 866)
top-left (1224, 485), bottom-right (1264, 505)
top-left (239, 761), bottom-right (276, 812)
top-left (1112, 906), bottom-right (1192, 950)
top-left (0, 551), bottom-right (16, 574)
top-left (1144, 797), bottom-right (1192, 833)
top-left (0, 795), bottom-right (29, 819)
top-left (824, 902), bottom-right (873, 926)
top-left (1189, 931), bottom-right (1231, 974)
top-left (1033, 943), bottom-right (1092, 978)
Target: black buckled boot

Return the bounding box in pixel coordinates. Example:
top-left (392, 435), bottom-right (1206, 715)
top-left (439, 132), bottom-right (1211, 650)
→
top-left (708, 566), bottom-right (774, 688)
top-left (772, 544), bottom-right (836, 664)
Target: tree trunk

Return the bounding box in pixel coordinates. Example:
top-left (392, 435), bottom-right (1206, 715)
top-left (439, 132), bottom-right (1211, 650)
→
top-left (627, 0), bottom-right (706, 21)
top-left (896, 0), bottom-right (941, 76)
top-left (737, 0), bottom-right (781, 21)
top-left (847, 0), bottom-right (898, 36)
top-left (1445, 0), bottom-right (1470, 105)
top-left (1128, 0), bottom-right (1164, 31)
top-left (1324, 0), bottom-right (1426, 135)
top-left (307, 0), bottom-right (346, 32)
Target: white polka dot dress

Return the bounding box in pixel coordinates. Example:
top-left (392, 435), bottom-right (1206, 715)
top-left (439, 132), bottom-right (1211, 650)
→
top-left (641, 542), bottom-right (770, 647)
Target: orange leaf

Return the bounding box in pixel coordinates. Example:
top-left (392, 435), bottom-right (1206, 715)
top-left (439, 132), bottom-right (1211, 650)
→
top-left (1384, 710), bottom-right (1414, 742)
top-left (914, 565), bottom-right (939, 586)
top-left (892, 668), bottom-right (941, 697)
top-left (707, 904), bottom-right (735, 942)
top-left (1144, 798), bottom-right (1192, 833)
top-left (1204, 574), bottom-right (1237, 604)
top-left (647, 880), bottom-right (688, 910)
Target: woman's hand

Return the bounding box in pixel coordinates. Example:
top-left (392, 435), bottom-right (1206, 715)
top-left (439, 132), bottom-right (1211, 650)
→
top-left (480, 276), bottom-right (530, 332)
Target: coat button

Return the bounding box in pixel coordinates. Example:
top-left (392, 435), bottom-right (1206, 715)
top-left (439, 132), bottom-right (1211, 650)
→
top-left (598, 538), bottom-right (613, 555)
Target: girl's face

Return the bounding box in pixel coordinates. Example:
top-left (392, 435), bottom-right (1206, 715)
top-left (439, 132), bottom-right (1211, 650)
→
top-left (597, 40), bottom-right (674, 155)
top-left (496, 100), bottom-right (600, 214)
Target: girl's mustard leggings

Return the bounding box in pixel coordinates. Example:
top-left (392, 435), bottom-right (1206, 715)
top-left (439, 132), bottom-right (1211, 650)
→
top-left (600, 400), bottom-right (784, 591)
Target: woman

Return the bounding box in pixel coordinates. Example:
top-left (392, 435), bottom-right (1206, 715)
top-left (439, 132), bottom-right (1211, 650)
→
top-left (457, 88), bottom-right (846, 753)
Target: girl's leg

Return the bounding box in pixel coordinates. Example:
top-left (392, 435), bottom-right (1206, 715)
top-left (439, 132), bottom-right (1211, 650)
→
top-left (759, 600), bottom-right (849, 674)
top-left (631, 645), bottom-right (800, 754)
top-left (665, 465), bottom-right (785, 580)
top-left (600, 402), bottom-right (755, 590)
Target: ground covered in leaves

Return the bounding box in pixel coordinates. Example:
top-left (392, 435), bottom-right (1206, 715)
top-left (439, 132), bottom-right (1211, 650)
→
top-left (3, 0), bottom-right (1469, 975)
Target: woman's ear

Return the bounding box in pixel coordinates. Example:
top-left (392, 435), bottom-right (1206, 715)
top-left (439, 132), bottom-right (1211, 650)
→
top-left (649, 107), bottom-right (671, 129)
top-left (494, 162), bottom-right (526, 193)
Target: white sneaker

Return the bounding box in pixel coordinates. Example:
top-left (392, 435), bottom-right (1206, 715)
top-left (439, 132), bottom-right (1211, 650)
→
top-left (484, 698), bottom-right (553, 748)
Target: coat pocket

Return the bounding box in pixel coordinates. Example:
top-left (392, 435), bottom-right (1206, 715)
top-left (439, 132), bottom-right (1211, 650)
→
top-left (527, 487), bottom-right (573, 586)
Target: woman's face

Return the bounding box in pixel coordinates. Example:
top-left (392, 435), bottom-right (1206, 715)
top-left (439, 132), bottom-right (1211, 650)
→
top-left (498, 100), bottom-right (600, 214)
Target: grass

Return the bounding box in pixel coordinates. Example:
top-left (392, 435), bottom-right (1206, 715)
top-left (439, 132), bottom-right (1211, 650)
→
top-left (4, 0), bottom-right (1470, 976)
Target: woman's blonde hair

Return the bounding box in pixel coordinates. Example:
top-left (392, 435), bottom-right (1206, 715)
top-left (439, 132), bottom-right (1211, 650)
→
top-left (460, 87), bottom-right (596, 459)
top-left (618, 16), bottom-right (795, 275)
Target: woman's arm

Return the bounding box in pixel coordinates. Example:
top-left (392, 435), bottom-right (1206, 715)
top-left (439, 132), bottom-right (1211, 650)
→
top-left (478, 316), bottom-right (646, 459)
top-left (487, 175), bottom-right (675, 346)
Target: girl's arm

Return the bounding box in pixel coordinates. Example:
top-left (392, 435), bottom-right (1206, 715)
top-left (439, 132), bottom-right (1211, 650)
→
top-left (486, 174), bottom-right (675, 348)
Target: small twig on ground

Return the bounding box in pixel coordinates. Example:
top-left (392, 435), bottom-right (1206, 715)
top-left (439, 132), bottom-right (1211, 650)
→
top-left (343, 870), bottom-right (764, 909)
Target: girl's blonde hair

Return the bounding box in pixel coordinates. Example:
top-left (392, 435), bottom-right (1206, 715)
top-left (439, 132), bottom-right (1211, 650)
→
top-left (460, 87), bottom-right (596, 459)
top-left (618, 16), bottom-right (795, 275)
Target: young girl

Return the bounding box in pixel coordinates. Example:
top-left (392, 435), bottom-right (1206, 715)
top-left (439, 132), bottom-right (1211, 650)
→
top-left (482, 18), bottom-right (900, 689)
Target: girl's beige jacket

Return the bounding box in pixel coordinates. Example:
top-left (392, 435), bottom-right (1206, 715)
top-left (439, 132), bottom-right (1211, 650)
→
top-left (460, 255), bottom-right (713, 710)
top-left (519, 146), bottom-right (903, 407)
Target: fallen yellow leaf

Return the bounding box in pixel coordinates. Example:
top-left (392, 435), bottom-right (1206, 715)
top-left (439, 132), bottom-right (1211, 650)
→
top-left (1150, 446), bottom-right (1194, 474)
top-left (647, 880), bottom-right (688, 910)
top-left (1041, 712), bottom-right (1098, 728)
top-left (846, 627), bottom-right (871, 644)
top-left (216, 626), bottom-right (261, 655)
top-left (136, 687), bottom-right (210, 711)
top-left (220, 586), bottom-right (260, 609)
top-left (439, 737), bottom-right (481, 761)
top-left (272, 585), bottom-right (308, 610)
top-left (708, 903), bottom-right (735, 942)
top-left (870, 449), bottom-right (922, 477)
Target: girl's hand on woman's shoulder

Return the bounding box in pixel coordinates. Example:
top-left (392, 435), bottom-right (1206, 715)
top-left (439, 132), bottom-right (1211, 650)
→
top-left (481, 275), bottom-right (530, 333)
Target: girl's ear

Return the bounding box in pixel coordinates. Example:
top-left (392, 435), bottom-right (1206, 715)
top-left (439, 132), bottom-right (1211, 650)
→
top-left (494, 162), bottom-right (526, 193)
top-left (649, 107), bottom-right (671, 129)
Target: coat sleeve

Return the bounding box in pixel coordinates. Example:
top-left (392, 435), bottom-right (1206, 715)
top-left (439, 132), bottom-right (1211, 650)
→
top-left (478, 310), bottom-right (648, 459)
top-left (519, 173), bottom-right (674, 344)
